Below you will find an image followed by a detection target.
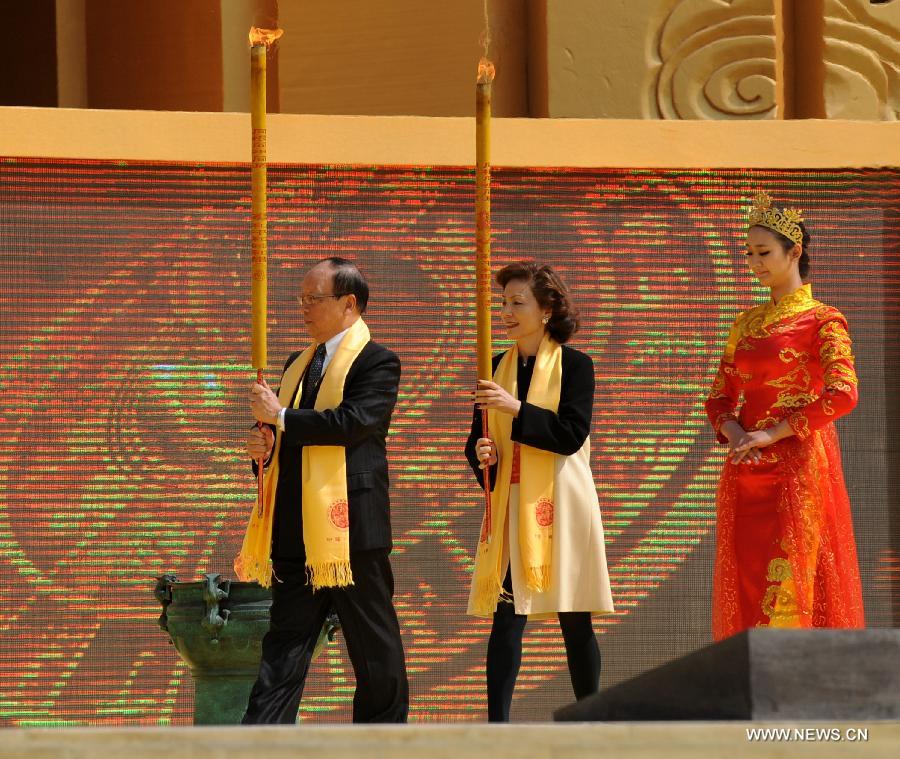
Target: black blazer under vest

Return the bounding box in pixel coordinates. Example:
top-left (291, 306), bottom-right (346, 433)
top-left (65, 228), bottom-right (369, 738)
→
top-left (464, 344), bottom-right (594, 489)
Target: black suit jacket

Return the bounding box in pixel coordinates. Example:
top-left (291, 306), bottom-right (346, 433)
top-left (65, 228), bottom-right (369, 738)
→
top-left (267, 339), bottom-right (401, 560)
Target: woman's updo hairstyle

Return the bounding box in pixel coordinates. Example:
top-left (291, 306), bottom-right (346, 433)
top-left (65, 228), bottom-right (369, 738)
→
top-left (496, 260), bottom-right (580, 344)
top-left (768, 221), bottom-right (812, 280)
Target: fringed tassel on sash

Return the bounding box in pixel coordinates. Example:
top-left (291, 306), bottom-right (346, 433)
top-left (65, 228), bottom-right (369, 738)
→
top-left (307, 561), bottom-right (354, 592)
top-left (525, 565), bottom-right (552, 593)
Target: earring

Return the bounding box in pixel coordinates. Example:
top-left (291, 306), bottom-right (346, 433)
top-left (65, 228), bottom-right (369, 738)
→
top-left (542, 316), bottom-right (549, 325)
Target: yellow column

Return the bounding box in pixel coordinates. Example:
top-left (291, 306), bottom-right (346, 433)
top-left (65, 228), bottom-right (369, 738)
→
top-left (55, 0), bottom-right (88, 108)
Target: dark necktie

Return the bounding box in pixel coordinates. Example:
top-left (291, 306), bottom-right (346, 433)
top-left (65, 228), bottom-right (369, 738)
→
top-left (300, 344), bottom-right (326, 408)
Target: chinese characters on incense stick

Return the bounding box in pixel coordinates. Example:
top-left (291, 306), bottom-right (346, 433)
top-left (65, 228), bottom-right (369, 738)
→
top-left (476, 55), bottom-right (495, 541)
top-left (249, 26), bottom-right (282, 514)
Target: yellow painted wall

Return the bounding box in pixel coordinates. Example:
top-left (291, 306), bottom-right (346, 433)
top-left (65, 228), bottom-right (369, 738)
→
top-left (823, 0), bottom-right (900, 120)
top-left (542, 0), bottom-right (778, 119)
top-left (83, 0), bottom-right (223, 111)
top-left (32, 0), bottom-right (900, 120)
top-left (1, 107), bottom-right (897, 167)
top-left (277, 0), bottom-right (528, 117)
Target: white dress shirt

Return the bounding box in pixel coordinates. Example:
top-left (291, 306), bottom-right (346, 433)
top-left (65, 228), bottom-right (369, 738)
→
top-left (276, 325), bottom-right (352, 430)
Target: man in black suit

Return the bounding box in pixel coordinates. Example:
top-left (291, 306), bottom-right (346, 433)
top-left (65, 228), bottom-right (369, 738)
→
top-left (242, 257), bottom-right (408, 723)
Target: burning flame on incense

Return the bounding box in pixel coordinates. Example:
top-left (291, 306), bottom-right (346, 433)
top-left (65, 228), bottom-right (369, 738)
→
top-left (249, 26), bottom-right (283, 48)
top-left (477, 57), bottom-right (495, 84)
top-left (478, 0), bottom-right (494, 83)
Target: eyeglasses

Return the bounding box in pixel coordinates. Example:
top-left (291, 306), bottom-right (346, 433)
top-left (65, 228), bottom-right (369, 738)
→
top-left (296, 293), bottom-right (349, 307)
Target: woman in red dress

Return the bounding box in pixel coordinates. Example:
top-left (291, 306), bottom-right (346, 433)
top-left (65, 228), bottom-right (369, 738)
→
top-left (704, 193), bottom-right (865, 640)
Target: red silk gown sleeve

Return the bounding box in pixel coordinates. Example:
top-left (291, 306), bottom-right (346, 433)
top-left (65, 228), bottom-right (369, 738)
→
top-left (786, 314), bottom-right (859, 440)
top-left (705, 316), bottom-right (744, 444)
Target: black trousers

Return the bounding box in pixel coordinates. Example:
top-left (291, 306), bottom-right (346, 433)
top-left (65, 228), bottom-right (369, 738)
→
top-left (486, 570), bottom-right (601, 722)
top-left (242, 549), bottom-right (409, 724)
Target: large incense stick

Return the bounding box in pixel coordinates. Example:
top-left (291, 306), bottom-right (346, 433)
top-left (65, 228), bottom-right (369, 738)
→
top-left (476, 54), bottom-right (495, 541)
top-left (249, 27), bottom-right (281, 515)
top-left (250, 42), bottom-right (268, 374)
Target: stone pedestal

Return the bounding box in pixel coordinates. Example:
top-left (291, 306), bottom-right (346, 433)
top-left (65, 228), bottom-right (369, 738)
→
top-left (555, 628), bottom-right (900, 721)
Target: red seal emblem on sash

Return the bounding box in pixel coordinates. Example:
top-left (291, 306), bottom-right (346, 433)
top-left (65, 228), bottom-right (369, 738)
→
top-left (330, 499), bottom-right (350, 530)
top-left (535, 498), bottom-right (554, 527)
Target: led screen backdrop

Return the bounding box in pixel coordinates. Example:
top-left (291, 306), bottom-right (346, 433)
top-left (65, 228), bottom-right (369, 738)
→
top-left (0, 160), bottom-right (897, 725)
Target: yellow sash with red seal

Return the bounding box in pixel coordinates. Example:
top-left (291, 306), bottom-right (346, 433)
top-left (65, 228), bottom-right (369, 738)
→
top-left (468, 333), bottom-right (561, 616)
top-left (235, 318), bottom-right (370, 589)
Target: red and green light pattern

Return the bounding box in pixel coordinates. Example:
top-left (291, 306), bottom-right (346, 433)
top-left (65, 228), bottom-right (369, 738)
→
top-left (0, 160), bottom-right (896, 724)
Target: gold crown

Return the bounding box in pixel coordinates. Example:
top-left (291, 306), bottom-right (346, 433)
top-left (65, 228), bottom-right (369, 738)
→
top-left (747, 192), bottom-right (804, 246)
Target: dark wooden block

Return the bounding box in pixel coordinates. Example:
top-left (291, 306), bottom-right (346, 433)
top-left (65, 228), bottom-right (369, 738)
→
top-left (554, 628), bottom-right (900, 721)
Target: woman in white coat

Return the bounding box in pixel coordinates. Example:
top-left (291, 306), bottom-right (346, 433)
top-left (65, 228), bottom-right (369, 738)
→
top-left (466, 261), bottom-right (614, 722)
